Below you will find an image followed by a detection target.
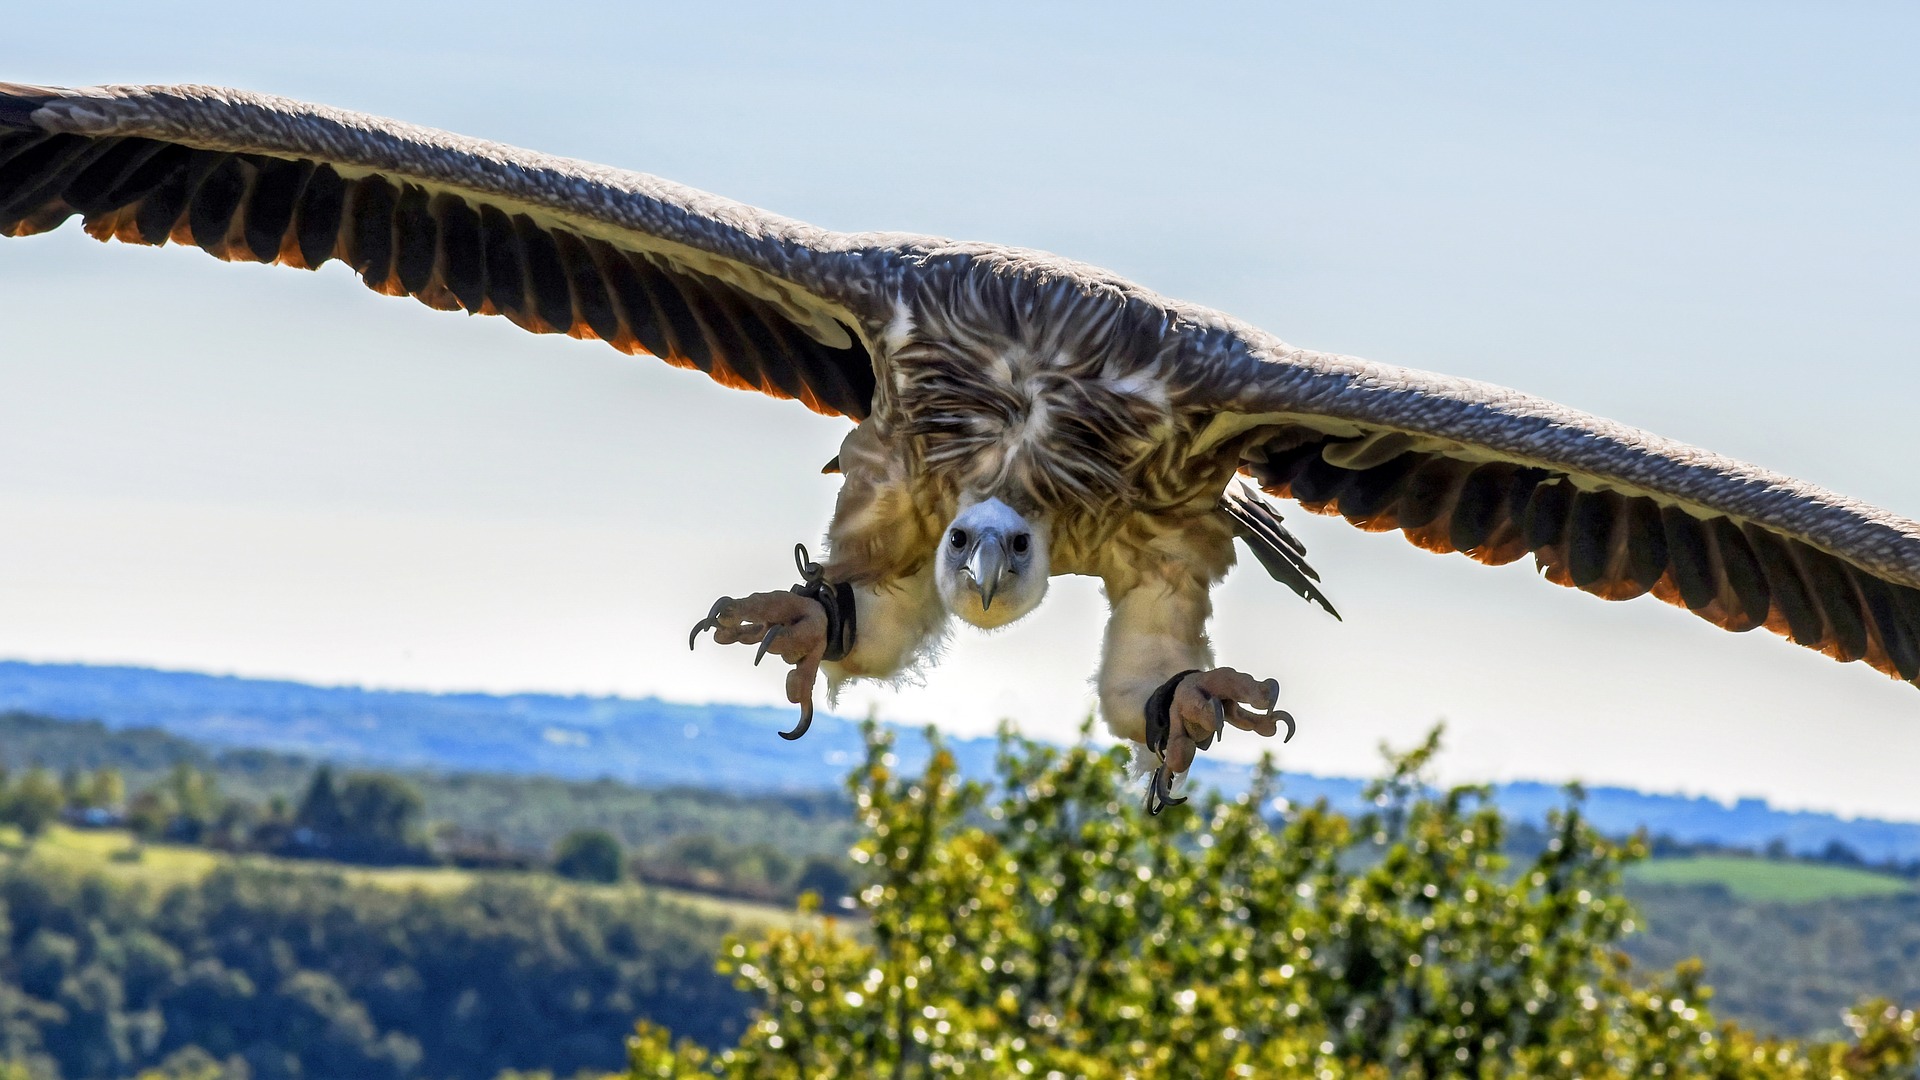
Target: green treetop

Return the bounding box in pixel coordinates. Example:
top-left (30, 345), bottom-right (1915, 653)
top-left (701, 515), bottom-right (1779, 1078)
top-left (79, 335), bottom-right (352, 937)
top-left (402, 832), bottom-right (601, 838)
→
top-left (2, 767), bottom-right (64, 840)
top-left (625, 723), bottom-right (1920, 1080)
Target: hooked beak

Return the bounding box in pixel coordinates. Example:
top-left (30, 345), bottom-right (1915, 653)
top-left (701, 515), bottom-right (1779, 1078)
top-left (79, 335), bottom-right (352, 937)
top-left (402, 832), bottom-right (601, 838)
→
top-left (964, 533), bottom-right (1008, 611)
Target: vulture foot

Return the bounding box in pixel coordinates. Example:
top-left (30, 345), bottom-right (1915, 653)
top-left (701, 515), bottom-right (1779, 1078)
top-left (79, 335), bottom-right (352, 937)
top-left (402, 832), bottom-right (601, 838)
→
top-left (689, 590), bottom-right (829, 740)
top-left (1143, 667), bottom-right (1293, 815)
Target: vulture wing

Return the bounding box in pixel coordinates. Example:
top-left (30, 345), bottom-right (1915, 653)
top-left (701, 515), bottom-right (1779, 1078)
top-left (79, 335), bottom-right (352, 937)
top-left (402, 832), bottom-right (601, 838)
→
top-left (9, 83), bottom-right (1915, 689)
top-left (1164, 309), bottom-right (1920, 690)
top-left (0, 83), bottom-right (886, 419)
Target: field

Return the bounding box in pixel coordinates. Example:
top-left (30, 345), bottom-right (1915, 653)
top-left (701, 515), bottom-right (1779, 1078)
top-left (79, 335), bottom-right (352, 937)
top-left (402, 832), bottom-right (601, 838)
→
top-left (1, 823), bottom-right (807, 929)
top-left (1628, 855), bottom-right (1915, 903)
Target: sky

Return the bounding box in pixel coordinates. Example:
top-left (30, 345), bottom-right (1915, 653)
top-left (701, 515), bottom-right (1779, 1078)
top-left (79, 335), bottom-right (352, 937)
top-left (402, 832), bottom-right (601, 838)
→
top-left (2, 2), bottom-right (1917, 817)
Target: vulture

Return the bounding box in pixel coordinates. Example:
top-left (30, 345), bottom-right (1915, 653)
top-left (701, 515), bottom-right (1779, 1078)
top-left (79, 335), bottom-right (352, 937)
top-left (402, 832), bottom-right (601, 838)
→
top-left (5, 82), bottom-right (1918, 812)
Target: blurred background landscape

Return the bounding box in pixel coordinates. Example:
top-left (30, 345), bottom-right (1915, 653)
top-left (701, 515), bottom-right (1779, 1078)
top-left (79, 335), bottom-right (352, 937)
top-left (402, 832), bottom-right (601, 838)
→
top-left (0, 662), bottom-right (1918, 1076)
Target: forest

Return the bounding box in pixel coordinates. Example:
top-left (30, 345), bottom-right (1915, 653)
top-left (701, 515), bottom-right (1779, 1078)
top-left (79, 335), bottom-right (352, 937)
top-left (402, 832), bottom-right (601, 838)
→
top-left (0, 711), bottom-right (1918, 1076)
top-left (0, 857), bottom-right (744, 1079)
top-left (0, 712), bottom-right (855, 905)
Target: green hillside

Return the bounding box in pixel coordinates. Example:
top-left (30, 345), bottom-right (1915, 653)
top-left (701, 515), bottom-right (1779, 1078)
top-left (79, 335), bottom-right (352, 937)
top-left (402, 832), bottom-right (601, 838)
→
top-left (1628, 855), bottom-right (1915, 903)
top-left (0, 710), bottom-right (858, 862)
top-left (4, 823), bottom-right (805, 931)
top-left (0, 825), bottom-right (776, 1077)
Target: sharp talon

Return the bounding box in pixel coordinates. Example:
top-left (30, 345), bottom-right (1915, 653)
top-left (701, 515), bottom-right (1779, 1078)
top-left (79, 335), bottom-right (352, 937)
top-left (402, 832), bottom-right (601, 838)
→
top-left (1211, 695), bottom-right (1226, 733)
top-left (1152, 764), bottom-right (1182, 807)
top-left (688, 597), bottom-right (733, 649)
top-left (1144, 760), bottom-right (1187, 816)
top-left (1273, 709), bottom-right (1297, 743)
top-left (778, 698), bottom-right (814, 741)
top-left (754, 626), bottom-right (783, 667)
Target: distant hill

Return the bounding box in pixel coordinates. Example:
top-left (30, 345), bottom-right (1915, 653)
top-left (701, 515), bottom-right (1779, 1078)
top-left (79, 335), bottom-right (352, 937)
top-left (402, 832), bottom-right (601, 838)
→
top-left (2, 660), bottom-right (1917, 860)
top-left (0, 659), bottom-right (992, 789)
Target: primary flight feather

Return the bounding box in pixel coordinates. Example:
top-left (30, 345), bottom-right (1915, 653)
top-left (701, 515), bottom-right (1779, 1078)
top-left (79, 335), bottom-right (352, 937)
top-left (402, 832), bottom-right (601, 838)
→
top-left (5, 83), bottom-right (1917, 810)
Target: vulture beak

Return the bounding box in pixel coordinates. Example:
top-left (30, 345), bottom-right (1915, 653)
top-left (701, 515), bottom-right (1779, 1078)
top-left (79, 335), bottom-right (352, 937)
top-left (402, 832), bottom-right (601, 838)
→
top-left (965, 533), bottom-right (1008, 611)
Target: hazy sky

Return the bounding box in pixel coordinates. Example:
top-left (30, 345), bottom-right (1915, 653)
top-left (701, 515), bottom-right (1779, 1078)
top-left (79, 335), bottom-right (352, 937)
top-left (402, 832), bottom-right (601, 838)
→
top-left (3, 3), bottom-right (1916, 816)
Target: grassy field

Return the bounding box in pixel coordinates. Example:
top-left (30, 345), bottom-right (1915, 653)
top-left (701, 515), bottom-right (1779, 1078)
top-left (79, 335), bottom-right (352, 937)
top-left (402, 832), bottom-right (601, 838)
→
top-left (8, 823), bottom-right (223, 887)
top-left (17, 827), bottom-right (1912, 912)
top-left (1628, 855), bottom-right (1916, 903)
top-left (1, 824), bottom-right (808, 930)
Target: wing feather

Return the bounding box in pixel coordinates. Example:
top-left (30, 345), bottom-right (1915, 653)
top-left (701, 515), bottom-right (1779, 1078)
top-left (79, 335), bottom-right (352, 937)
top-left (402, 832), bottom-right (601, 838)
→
top-left (0, 83), bottom-right (880, 419)
top-left (1232, 390), bottom-right (1920, 689)
top-left (1221, 482), bottom-right (1340, 619)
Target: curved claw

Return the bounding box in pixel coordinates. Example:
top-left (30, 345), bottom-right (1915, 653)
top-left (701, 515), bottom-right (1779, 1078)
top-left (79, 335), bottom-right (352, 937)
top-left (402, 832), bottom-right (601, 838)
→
top-left (778, 697), bottom-right (814, 741)
top-left (688, 597), bottom-right (732, 650)
top-left (1144, 760), bottom-right (1187, 816)
top-left (754, 626), bottom-right (783, 667)
top-left (1271, 708), bottom-right (1297, 743)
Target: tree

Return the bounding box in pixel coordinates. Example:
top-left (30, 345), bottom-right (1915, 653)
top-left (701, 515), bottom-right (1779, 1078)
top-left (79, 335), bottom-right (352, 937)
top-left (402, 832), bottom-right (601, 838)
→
top-left (625, 723), bottom-right (1920, 1079)
top-left (294, 764), bottom-right (346, 841)
top-left (126, 789), bottom-right (174, 842)
top-left (2, 768), bottom-right (64, 839)
top-left (553, 828), bottom-right (625, 884)
top-left (792, 856), bottom-right (854, 907)
top-left (87, 767), bottom-right (126, 814)
top-left (1821, 840), bottom-right (1866, 867)
top-left (335, 773), bottom-right (425, 862)
top-left (164, 763), bottom-right (221, 843)
top-left (292, 768), bottom-right (426, 863)
top-left (133, 1046), bottom-right (253, 1080)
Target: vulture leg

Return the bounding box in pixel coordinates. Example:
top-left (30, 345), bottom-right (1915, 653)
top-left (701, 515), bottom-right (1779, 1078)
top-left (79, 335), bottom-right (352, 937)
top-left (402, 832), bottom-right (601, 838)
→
top-left (818, 565), bottom-right (946, 683)
top-left (1099, 542), bottom-right (1293, 813)
top-left (690, 590), bottom-right (829, 740)
top-left (1145, 669), bottom-right (1290, 813)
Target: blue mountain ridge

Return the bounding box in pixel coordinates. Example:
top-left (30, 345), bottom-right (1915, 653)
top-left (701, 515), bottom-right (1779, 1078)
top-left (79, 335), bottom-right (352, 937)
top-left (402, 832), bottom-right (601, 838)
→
top-left (0, 660), bottom-right (1914, 861)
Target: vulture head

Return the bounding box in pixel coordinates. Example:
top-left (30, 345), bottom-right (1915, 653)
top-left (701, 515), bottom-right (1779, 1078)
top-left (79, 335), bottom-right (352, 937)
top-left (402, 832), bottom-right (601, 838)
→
top-left (936, 497), bottom-right (1050, 629)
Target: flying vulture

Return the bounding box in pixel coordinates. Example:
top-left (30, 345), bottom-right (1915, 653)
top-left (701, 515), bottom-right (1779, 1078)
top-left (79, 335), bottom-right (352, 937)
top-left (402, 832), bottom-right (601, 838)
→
top-left (5, 83), bottom-right (1918, 811)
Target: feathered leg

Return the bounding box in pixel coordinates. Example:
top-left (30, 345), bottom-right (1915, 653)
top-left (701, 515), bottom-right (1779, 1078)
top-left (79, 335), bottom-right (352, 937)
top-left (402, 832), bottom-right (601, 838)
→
top-left (691, 422), bottom-right (947, 738)
top-left (691, 557), bottom-right (946, 739)
top-left (1098, 548), bottom-right (1293, 813)
top-left (822, 565), bottom-right (945, 687)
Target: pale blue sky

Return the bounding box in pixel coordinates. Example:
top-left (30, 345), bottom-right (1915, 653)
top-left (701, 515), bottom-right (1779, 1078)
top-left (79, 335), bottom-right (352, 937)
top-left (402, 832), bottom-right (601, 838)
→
top-left (2, 3), bottom-right (1916, 815)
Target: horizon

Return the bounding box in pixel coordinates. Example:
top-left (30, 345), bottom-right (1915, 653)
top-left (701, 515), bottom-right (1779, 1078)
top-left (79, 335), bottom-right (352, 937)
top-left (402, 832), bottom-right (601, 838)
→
top-left (2, 4), bottom-right (1916, 819)
top-left (4, 655), bottom-right (1916, 830)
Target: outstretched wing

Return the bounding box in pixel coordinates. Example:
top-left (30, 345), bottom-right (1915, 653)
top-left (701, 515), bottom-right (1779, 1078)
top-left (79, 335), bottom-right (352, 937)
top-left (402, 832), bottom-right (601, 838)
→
top-left (1168, 312), bottom-right (1920, 690)
top-left (0, 83), bottom-right (884, 418)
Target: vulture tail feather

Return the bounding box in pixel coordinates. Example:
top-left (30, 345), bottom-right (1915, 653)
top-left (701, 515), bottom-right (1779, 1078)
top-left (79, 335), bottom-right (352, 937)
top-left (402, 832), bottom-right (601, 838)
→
top-left (1222, 482), bottom-right (1341, 620)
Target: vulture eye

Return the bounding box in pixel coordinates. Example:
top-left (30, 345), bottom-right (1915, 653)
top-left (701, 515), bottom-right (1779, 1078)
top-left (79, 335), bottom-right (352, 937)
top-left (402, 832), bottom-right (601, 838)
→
top-left (1011, 533), bottom-right (1030, 555)
top-left (949, 529), bottom-right (968, 549)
